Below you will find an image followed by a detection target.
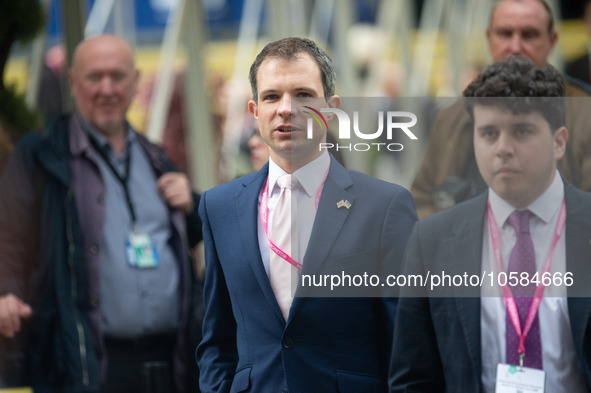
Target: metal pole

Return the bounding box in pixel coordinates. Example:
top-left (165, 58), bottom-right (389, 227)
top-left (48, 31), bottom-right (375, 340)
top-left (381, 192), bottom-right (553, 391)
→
top-left (85, 0), bottom-right (116, 37)
top-left (220, 0), bottom-right (263, 180)
top-left (407, 0), bottom-right (447, 96)
top-left (182, 0), bottom-right (217, 190)
top-left (145, 0), bottom-right (185, 142)
top-left (309, 0), bottom-right (334, 43)
top-left (61, 0), bottom-right (87, 111)
top-left (25, 0), bottom-right (51, 109)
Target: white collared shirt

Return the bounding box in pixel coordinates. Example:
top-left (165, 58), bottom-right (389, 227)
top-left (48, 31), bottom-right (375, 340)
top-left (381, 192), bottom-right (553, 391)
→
top-left (480, 171), bottom-right (586, 392)
top-left (257, 152), bottom-right (330, 277)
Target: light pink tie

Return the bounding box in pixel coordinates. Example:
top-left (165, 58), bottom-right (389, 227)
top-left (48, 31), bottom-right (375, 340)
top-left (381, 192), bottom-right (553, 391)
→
top-left (269, 174), bottom-right (298, 321)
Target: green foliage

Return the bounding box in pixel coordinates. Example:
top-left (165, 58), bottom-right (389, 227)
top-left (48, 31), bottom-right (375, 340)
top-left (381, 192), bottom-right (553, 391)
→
top-left (0, 0), bottom-right (46, 44)
top-left (0, 85), bottom-right (42, 139)
top-left (0, 0), bottom-right (46, 137)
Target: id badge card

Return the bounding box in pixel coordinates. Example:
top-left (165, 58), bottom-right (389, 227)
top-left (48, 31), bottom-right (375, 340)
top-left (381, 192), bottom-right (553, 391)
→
top-left (126, 231), bottom-right (160, 268)
top-left (495, 363), bottom-right (545, 393)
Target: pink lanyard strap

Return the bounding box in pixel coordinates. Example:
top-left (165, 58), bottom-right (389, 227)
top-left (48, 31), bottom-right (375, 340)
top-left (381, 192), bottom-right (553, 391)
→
top-left (260, 165), bottom-right (330, 271)
top-left (487, 198), bottom-right (566, 356)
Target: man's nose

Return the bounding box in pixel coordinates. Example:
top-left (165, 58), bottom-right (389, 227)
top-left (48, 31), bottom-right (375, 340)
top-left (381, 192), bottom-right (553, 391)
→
top-left (495, 132), bottom-right (514, 158)
top-left (98, 77), bottom-right (114, 94)
top-left (507, 35), bottom-right (523, 55)
top-left (278, 95), bottom-right (293, 118)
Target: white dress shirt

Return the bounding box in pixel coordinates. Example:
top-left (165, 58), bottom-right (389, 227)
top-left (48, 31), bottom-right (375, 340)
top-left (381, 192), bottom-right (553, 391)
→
top-left (257, 152), bottom-right (330, 278)
top-left (481, 171), bottom-right (586, 392)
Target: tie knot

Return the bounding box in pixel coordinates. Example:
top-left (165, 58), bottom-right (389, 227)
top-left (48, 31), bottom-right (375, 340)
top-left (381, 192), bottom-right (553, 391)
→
top-left (509, 210), bottom-right (531, 234)
top-left (277, 174), bottom-right (296, 190)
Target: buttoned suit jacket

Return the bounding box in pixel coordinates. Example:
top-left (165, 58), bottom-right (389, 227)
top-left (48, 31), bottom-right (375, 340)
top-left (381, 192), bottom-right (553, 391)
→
top-left (197, 157), bottom-right (417, 393)
top-left (389, 181), bottom-right (591, 392)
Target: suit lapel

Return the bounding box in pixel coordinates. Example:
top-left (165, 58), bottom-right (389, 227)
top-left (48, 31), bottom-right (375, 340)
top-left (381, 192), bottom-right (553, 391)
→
top-left (235, 165), bottom-right (286, 325)
top-left (448, 194), bottom-right (487, 379)
top-left (289, 159), bottom-right (354, 319)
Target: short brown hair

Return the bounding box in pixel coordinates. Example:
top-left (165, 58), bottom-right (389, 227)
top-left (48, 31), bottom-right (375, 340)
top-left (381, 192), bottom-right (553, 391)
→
top-left (248, 37), bottom-right (336, 102)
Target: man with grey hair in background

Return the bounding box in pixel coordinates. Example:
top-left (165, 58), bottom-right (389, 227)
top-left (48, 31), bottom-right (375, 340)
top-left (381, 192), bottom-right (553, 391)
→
top-left (0, 35), bottom-right (202, 392)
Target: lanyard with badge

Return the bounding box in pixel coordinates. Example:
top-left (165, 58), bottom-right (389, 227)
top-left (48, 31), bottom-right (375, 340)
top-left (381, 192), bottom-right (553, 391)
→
top-left (487, 198), bottom-right (566, 393)
top-left (89, 136), bottom-right (160, 269)
top-left (259, 165), bottom-right (329, 270)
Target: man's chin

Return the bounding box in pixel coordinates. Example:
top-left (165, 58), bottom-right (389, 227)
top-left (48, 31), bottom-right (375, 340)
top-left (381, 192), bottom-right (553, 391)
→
top-left (95, 118), bottom-right (125, 134)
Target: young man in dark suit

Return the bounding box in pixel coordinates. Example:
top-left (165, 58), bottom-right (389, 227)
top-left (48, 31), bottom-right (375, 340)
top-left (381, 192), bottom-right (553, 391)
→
top-left (390, 57), bottom-right (591, 392)
top-left (197, 37), bottom-right (417, 393)
top-left (411, 0), bottom-right (591, 219)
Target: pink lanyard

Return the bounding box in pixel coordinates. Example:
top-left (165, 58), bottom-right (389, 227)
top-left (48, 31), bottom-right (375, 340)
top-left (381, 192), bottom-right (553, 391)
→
top-left (260, 166), bottom-right (330, 271)
top-left (487, 198), bottom-right (566, 360)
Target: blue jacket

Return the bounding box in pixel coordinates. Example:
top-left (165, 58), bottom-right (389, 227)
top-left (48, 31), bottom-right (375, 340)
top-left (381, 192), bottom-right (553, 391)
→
top-left (197, 158), bottom-right (417, 393)
top-left (0, 114), bottom-right (201, 392)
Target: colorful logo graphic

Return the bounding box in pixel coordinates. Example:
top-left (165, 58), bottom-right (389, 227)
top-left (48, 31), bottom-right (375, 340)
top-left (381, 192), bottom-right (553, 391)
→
top-left (303, 106), bottom-right (328, 130)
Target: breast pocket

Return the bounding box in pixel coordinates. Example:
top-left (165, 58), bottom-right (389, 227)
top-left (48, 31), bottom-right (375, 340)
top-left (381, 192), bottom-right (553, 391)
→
top-left (228, 366), bottom-right (251, 393)
top-left (322, 250), bottom-right (377, 274)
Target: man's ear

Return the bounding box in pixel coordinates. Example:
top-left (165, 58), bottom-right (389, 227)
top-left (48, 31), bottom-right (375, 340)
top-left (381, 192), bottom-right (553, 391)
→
top-left (133, 68), bottom-right (141, 96)
top-left (485, 27), bottom-right (493, 53)
top-left (549, 30), bottom-right (559, 52)
top-left (328, 95), bottom-right (340, 109)
top-left (323, 95), bottom-right (341, 120)
top-left (553, 126), bottom-right (568, 160)
top-left (248, 99), bottom-right (258, 119)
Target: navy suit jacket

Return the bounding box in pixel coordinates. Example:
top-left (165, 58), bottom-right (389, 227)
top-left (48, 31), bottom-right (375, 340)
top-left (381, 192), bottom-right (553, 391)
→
top-left (197, 157), bottom-right (417, 393)
top-left (389, 182), bottom-right (591, 392)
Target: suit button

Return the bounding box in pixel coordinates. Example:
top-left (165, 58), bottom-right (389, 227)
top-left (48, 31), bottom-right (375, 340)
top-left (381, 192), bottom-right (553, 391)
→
top-left (282, 338), bottom-right (294, 349)
top-left (90, 244), bottom-right (99, 254)
top-left (281, 389), bottom-right (288, 393)
top-left (89, 297), bottom-right (99, 308)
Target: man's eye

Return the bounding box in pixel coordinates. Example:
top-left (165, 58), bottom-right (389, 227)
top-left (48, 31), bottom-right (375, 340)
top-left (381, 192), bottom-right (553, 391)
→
top-left (482, 131), bottom-right (498, 139)
top-left (521, 30), bottom-right (539, 40)
top-left (496, 29), bottom-right (512, 38)
top-left (111, 72), bottom-right (126, 82)
top-left (87, 74), bottom-right (101, 82)
top-left (263, 94), bottom-right (278, 101)
top-left (298, 92), bottom-right (312, 98)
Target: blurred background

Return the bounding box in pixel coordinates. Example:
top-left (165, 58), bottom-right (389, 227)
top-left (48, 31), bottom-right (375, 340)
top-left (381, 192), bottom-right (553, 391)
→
top-left (1, 0), bottom-right (588, 190)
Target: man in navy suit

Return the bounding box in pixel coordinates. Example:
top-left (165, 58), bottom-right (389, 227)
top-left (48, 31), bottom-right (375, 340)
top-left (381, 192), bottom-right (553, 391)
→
top-left (197, 37), bottom-right (417, 393)
top-left (389, 57), bottom-right (591, 392)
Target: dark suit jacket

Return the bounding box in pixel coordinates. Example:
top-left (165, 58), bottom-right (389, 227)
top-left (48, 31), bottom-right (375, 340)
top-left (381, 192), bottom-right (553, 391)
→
top-left (566, 53), bottom-right (591, 85)
top-left (197, 157), bottom-right (417, 393)
top-left (389, 182), bottom-right (591, 392)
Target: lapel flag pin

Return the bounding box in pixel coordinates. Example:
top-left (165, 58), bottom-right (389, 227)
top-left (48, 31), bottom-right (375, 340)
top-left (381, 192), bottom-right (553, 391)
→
top-left (337, 200), bottom-right (352, 209)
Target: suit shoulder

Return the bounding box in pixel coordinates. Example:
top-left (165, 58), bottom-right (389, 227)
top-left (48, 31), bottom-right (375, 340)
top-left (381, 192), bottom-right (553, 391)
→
top-left (417, 193), bottom-right (486, 230)
top-left (348, 170), bottom-right (411, 197)
top-left (433, 99), bottom-right (469, 123)
top-left (205, 172), bottom-right (260, 195)
top-left (564, 76), bottom-right (591, 97)
top-left (565, 181), bottom-right (591, 202)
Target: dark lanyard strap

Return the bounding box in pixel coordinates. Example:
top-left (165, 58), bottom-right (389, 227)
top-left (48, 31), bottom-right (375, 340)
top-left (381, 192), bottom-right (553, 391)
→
top-left (88, 136), bottom-right (137, 224)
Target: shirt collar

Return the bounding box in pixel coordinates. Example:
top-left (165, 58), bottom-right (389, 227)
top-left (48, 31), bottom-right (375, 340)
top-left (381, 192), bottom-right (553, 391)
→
top-left (488, 170), bottom-right (564, 227)
top-left (268, 152), bottom-right (330, 197)
top-left (77, 111), bottom-right (135, 153)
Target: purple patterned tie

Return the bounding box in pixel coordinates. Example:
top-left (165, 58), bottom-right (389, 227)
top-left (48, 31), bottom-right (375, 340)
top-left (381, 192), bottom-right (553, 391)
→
top-left (505, 210), bottom-right (543, 369)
